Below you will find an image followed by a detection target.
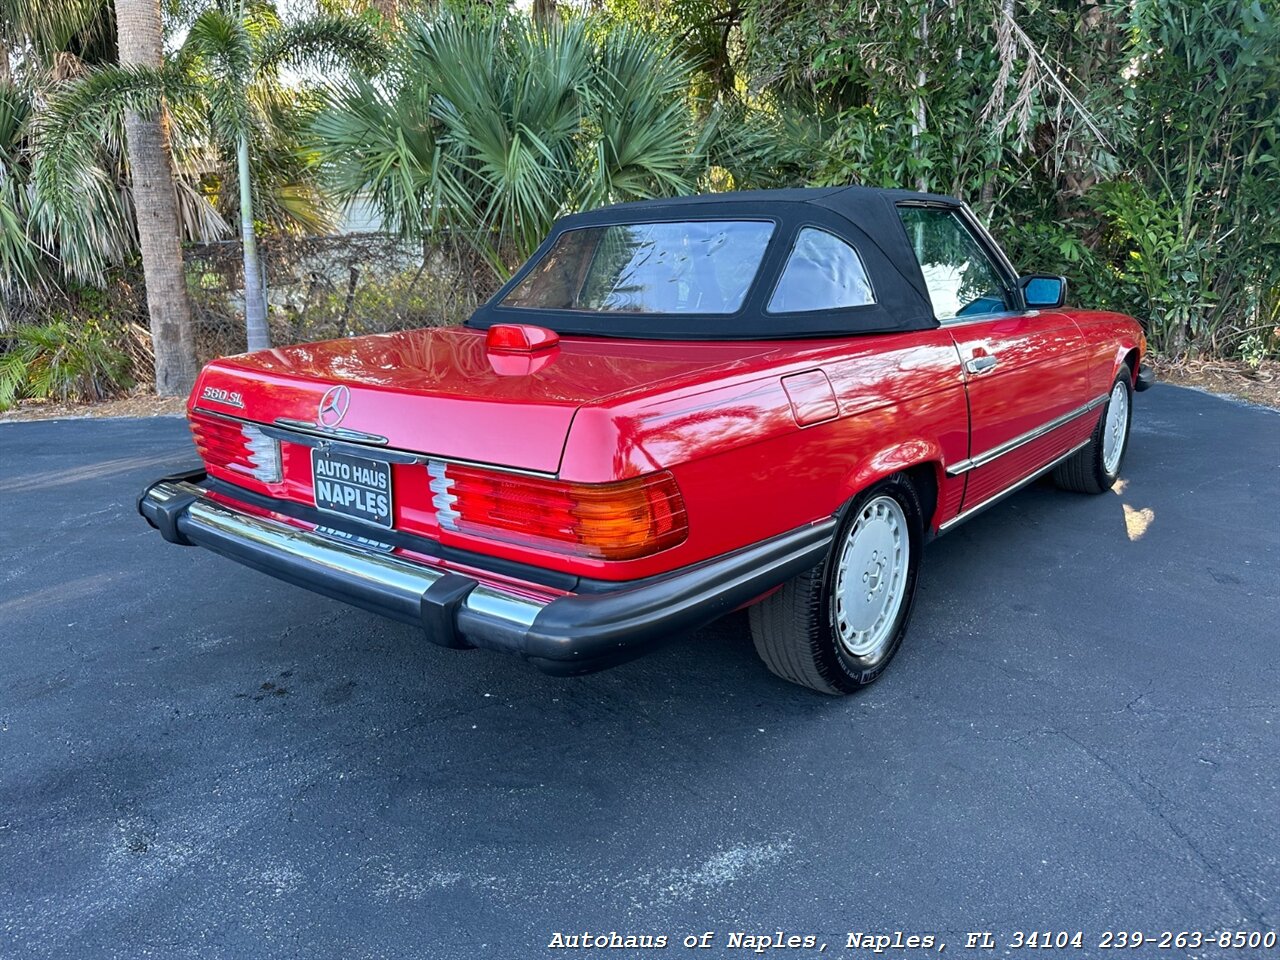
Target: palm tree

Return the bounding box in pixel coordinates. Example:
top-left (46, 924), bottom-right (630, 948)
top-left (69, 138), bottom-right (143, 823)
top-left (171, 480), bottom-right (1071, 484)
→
top-left (114, 0), bottom-right (200, 394)
top-left (312, 9), bottom-right (715, 280)
top-left (176, 3), bottom-right (383, 349)
top-left (1, 85), bottom-right (45, 298)
top-left (0, 0), bottom-right (116, 74)
top-left (1, 0), bottom-right (202, 393)
top-left (37, 1), bottom-right (383, 352)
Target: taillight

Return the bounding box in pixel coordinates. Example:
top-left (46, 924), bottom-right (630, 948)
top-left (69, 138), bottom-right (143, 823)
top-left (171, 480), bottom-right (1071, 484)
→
top-left (236, 424), bottom-right (282, 482)
top-left (190, 415), bottom-right (281, 483)
top-left (486, 323), bottom-right (559, 352)
top-left (430, 461), bottom-right (687, 561)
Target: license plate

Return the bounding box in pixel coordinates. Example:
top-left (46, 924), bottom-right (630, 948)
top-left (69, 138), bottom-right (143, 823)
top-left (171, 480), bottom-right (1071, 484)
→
top-left (311, 448), bottom-right (393, 528)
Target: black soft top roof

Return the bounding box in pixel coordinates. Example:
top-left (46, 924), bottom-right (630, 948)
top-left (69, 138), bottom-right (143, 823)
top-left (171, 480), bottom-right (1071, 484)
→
top-left (468, 186), bottom-right (965, 340)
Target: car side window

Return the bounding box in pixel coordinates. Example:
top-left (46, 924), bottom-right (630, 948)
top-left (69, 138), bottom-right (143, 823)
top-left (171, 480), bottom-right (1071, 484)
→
top-left (767, 227), bottom-right (875, 313)
top-left (897, 206), bottom-right (1011, 320)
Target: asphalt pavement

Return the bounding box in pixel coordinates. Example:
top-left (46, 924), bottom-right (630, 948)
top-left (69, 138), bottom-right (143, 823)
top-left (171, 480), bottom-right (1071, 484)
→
top-left (1, 383), bottom-right (1277, 960)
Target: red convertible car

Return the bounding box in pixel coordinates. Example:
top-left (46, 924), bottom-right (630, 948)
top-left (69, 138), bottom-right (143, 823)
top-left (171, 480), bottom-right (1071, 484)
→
top-left (140, 187), bottom-right (1151, 694)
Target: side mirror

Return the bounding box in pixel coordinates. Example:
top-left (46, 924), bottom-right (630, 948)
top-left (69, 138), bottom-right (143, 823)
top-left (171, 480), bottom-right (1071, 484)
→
top-left (1019, 274), bottom-right (1067, 309)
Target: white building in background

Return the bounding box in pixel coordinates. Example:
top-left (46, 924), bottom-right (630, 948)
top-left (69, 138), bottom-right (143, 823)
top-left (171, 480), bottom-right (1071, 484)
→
top-left (333, 192), bottom-right (388, 236)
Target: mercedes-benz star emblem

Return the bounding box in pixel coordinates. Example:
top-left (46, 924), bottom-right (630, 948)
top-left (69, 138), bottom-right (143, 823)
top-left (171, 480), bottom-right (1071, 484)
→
top-left (317, 384), bottom-right (350, 428)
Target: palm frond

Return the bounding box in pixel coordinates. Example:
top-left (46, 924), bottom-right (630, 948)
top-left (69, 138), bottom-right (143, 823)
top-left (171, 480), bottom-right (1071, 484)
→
top-left (0, 319), bottom-right (132, 409)
top-left (311, 71), bottom-right (439, 237)
top-left (310, 8), bottom-right (715, 277)
top-left (182, 8), bottom-right (254, 139)
top-left (27, 163), bottom-right (134, 284)
top-left (0, 0), bottom-right (113, 68)
top-left (184, 8), bottom-right (254, 79)
top-left (256, 15), bottom-right (387, 77)
top-left (411, 11), bottom-right (592, 263)
top-left (0, 82), bottom-right (44, 301)
top-left (172, 177), bottom-right (232, 241)
top-left (3, 73), bottom-right (140, 295)
top-left (272, 182), bottom-right (337, 234)
top-left (33, 62), bottom-right (189, 218)
top-left (587, 24), bottom-right (699, 205)
top-left (0, 187), bottom-right (45, 303)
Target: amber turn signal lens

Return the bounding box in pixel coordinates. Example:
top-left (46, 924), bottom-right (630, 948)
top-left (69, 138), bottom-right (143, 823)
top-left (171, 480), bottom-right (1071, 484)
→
top-left (434, 463), bottom-right (688, 561)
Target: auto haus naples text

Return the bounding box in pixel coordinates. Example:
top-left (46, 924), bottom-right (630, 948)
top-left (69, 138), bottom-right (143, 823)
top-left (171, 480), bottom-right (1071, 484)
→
top-left (547, 930), bottom-right (941, 952)
top-left (313, 456), bottom-right (390, 517)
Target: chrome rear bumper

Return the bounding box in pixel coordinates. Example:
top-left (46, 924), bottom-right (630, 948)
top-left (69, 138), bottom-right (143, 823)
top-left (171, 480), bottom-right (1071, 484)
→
top-left (139, 472), bottom-right (834, 675)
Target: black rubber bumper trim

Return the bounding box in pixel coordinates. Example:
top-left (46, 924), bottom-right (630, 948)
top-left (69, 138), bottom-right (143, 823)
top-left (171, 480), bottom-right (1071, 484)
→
top-left (137, 467), bottom-right (207, 544)
top-left (420, 574), bottom-right (478, 649)
top-left (522, 520), bottom-right (835, 675)
top-left (1135, 363), bottom-right (1156, 392)
top-left (141, 472), bottom-right (835, 674)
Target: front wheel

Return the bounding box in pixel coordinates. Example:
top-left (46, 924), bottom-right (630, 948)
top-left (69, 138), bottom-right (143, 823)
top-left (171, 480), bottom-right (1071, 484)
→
top-left (1053, 364), bottom-right (1133, 494)
top-left (749, 475), bottom-right (925, 695)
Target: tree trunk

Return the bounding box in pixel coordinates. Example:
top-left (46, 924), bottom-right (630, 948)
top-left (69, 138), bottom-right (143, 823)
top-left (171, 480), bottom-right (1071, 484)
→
top-left (238, 134), bottom-right (270, 351)
top-left (913, 2), bottom-right (929, 193)
top-left (114, 0), bottom-right (198, 396)
top-left (532, 0), bottom-right (556, 26)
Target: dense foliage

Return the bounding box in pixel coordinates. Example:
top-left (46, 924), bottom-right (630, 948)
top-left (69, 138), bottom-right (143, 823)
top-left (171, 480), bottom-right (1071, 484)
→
top-left (695, 0), bottom-right (1280, 358)
top-left (0, 317), bottom-right (134, 408)
top-left (1, 0), bottom-right (1277, 406)
top-left (312, 8), bottom-right (715, 277)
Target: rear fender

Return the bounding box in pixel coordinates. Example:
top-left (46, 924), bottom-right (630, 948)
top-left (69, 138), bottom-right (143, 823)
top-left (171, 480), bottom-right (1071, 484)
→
top-left (841, 440), bottom-right (946, 528)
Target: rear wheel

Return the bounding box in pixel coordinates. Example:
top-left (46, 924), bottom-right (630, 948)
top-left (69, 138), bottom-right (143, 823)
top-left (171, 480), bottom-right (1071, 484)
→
top-left (1053, 365), bottom-right (1132, 494)
top-left (749, 475), bottom-right (924, 695)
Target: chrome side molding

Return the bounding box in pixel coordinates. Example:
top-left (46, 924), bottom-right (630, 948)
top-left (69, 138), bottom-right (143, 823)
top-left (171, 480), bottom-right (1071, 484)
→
top-left (939, 439), bottom-right (1090, 532)
top-left (945, 393), bottom-right (1108, 477)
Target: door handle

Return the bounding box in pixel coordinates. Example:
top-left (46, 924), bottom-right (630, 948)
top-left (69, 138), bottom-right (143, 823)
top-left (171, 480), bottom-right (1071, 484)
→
top-left (965, 355), bottom-right (998, 375)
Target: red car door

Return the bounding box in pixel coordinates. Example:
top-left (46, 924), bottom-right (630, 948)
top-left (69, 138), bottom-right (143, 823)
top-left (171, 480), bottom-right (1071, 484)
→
top-left (896, 205), bottom-right (1093, 514)
top-left (947, 311), bottom-right (1091, 509)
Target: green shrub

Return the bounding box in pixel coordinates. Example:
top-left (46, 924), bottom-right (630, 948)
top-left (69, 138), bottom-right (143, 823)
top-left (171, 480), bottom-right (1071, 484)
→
top-left (997, 218), bottom-right (1139, 317)
top-left (1239, 333), bottom-right (1273, 369)
top-left (0, 320), bottom-right (134, 410)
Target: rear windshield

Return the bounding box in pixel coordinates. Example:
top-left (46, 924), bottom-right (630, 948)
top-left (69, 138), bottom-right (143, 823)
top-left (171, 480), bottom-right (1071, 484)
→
top-left (500, 220), bottom-right (774, 315)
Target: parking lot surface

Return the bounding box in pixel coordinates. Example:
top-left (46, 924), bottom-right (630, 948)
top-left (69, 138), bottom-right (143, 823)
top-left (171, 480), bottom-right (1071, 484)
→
top-left (1, 384), bottom-right (1277, 958)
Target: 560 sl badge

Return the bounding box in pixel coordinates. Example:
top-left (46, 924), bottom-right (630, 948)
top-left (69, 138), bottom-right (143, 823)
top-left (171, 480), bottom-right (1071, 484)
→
top-left (200, 385), bottom-right (244, 408)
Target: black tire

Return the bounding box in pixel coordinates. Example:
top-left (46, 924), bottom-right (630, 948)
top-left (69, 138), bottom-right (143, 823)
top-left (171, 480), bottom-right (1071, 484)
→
top-left (1053, 364), bottom-right (1133, 494)
top-left (749, 475), bottom-right (925, 695)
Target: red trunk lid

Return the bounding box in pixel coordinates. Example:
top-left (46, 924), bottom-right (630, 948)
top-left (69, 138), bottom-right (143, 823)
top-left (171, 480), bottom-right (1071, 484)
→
top-left (193, 326), bottom-right (777, 474)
